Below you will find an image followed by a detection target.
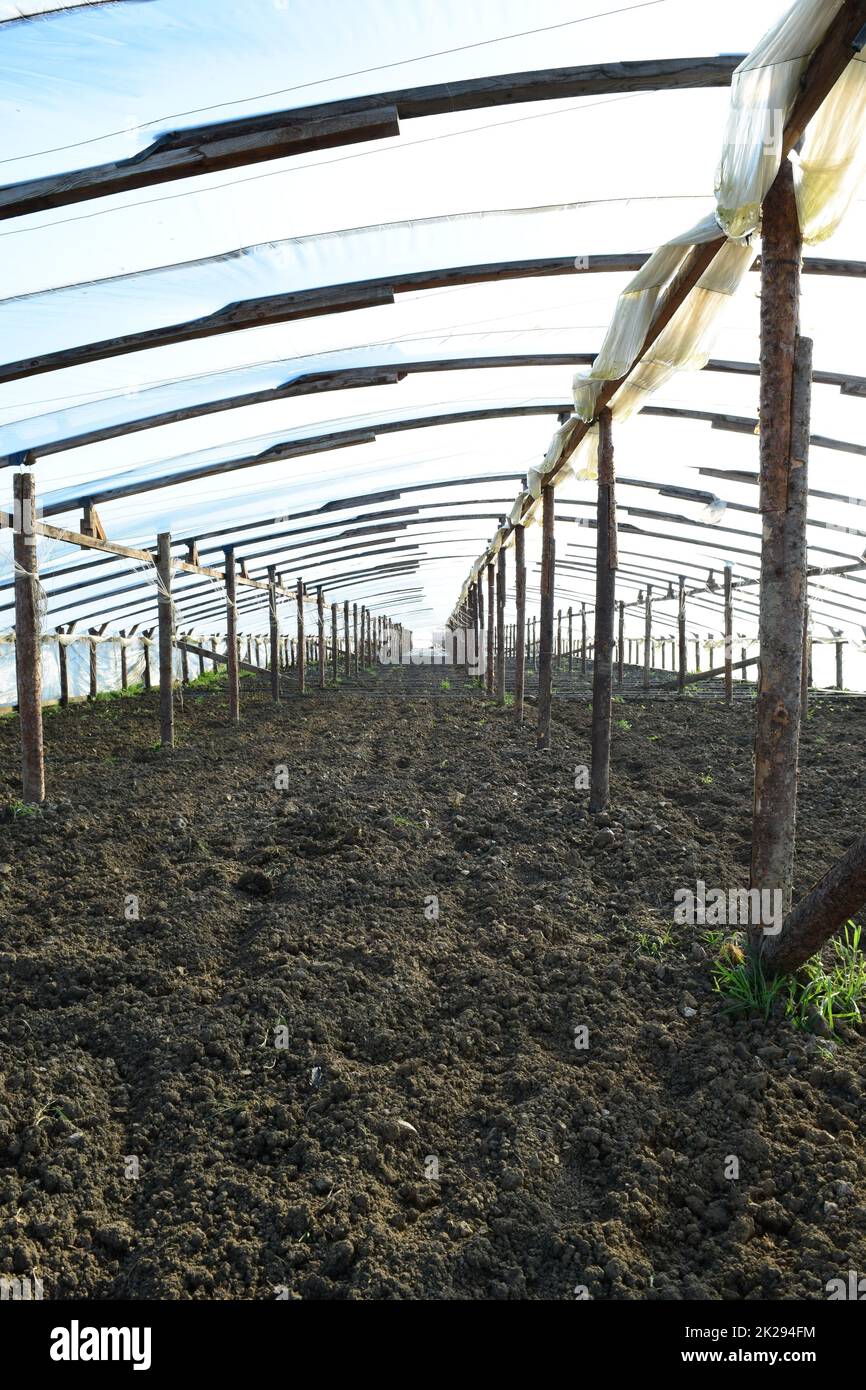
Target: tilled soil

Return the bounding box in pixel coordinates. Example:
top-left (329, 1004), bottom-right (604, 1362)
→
top-left (0, 665), bottom-right (864, 1301)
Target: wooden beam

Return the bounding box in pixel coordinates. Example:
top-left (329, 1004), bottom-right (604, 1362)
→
top-left (268, 565), bottom-right (280, 703)
top-left (589, 409), bottom-right (616, 812)
top-left (514, 527), bottom-right (526, 724)
top-left (485, 562), bottom-right (494, 697)
top-left (750, 156), bottom-right (810, 956)
top-left (156, 531), bottom-right (174, 748)
top-left (297, 579), bottom-right (306, 694)
top-left (496, 539), bottom-right (506, 705)
top-left (723, 564), bottom-right (733, 703)
top-left (536, 484), bottom-right (556, 749)
top-left (13, 473), bottom-right (45, 803)
top-left (225, 548), bottom-right (240, 723)
top-left (0, 58), bottom-right (741, 221)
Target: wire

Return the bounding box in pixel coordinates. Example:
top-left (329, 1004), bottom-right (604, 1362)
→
top-left (0, 0), bottom-right (670, 166)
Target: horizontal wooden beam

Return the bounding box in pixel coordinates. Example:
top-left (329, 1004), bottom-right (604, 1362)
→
top-left (0, 58), bottom-right (742, 221)
top-left (2, 250), bottom-right (862, 391)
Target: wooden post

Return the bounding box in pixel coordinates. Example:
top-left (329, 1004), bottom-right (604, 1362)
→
top-left (330, 602), bottom-right (338, 683)
top-left (836, 639), bottom-right (844, 690)
top-left (568, 606), bottom-right (574, 673)
top-left (556, 609), bottom-right (562, 669)
top-left (677, 577), bottom-right (686, 691)
top-left (537, 483), bottom-right (555, 750)
top-left (225, 547), bottom-right (240, 724)
top-left (617, 600), bottom-right (625, 687)
top-left (643, 586), bottom-right (652, 688)
top-left (580, 603), bottom-right (587, 675)
top-left (88, 628), bottom-right (98, 698)
top-left (142, 631), bottom-right (153, 690)
top-left (268, 565), bottom-right (280, 702)
top-left (156, 531), bottom-right (174, 747)
top-left (590, 409), bottom-right (616, 812)
top-left (352, 603), bottom-right (359, 675)
top-left (57, 625), bottom-right (71, 708)
top-left (297, 578), bottom-right (306, 694)
top-left (694, 635), bottom-right (701, 672)
top-left (750, 157), bottom-right (810, 955)
top-left (496, 542), bottom-right (506, 705)
top-left (801, 603), bottom-right (810, 716)
top-left (485, 561), bottom-right (494, 696)
top-left (119, 629), bottom-right (129, 690)
top-left (315, 587), bottom-right (324, 690)
top-left (179, 631), bottom-right (190, 685)
top-left (723, 564), bottom-right (733, 703)
top-left (211, 634), bottom-right (219, 671)
top-left (13, 472), bottom-right (45, 802)
top-left (343, 600), bottom-right (350, 676)
top-left (514, 525), bottom-right (526, 724)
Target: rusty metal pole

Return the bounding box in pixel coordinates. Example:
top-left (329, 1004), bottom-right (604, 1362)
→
top-left (590, 410), bottom-right (617, 812)
top-left (224, 547), bottom-right (239, 724)
top-left (13, 472), bottom-right (45, 802)
top-left (750, 157), bottom-right (810, 957)
top-left (496, 541), bottom-right (506, 705)
top-left (157, 531), bottom-right (174, 747)
top-left (536, 483), bottom-right (555, 749)
top-left (514, 525), bottom-right (526, 723)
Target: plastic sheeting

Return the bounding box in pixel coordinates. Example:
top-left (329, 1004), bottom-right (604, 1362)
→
top-left (457, 0), bottom-right (866, 604)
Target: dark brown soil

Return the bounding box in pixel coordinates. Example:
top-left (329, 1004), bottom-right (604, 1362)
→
top-left (0, 666), bottom-right (864, 1300)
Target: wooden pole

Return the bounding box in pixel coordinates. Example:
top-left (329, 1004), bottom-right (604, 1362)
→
top-left (750, 157), bottom-right (809, 957)
top-left (677, 576), bottom-right (686, 691)
top-left (485, 561), bottom-right (494, 696)
top-left (723, 564), bottom-right (733, 703)
top-left (590, 409), bottom-right (616, 812)
top-left (155, 532), bottom-right (174, 747)
top-left (316, 587), bottom-right (325, 690)
top-left (556, 609), bottom-right (562, 669)
top-left (268, 565), bottom-right (280, 702)
top-left (496, 542), bottom-right (506, 705)
top-left (352, 603), bottom-right (359, 674)
top-left (643, 586), bottom-right (652, 688)
top-left (617, 599), bottom-right (625, 687)
top-left (224, 547), bottom-right (240, 723)
top-left (537, 483), bottom-right (555, 750)
top-left (836, 639), bottom-right (844, 690)
top-left (801, 603), bottom-right (810, 716)
top-left (142, 632), bottom-right (152, 690)
top-left (580, 603), bottom-right (587, 675)
top-left (343, 600), bottom-right (350, 676)
top-left (297, 578), bottom-right (306, 693)
top-left (179, 631), bottom-right (189, 685)
top-left (514, 524), bottom-right (526, 723)
top-left (13, 472), bottom-right (45, 802)
top-left (57, 626), bottom-right (70, 708)
top-left (331, 602), bottom-right (338, 683)
top-left (568, 605), bottom-right (574, 673)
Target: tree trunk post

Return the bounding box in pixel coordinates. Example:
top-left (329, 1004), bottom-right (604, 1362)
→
top-left (13, 472), bottom-right (45, 802)
top-left (496, 541), bottom-right (506, 705)
top-left (590, 409), bottom-right (617, 812)
top-left (514, 524), bottom-right (526, 723)
top-left (156, 531), bottom-right (174, 747)
top-left (750, 158), bottom-right (810, 958)
top-left (224, 547), bottom-right (240, 724)
top-left (536, 483), bottom-right (556, 750)
top-left (297, 579), bottom-right (306, 694)
top-left (617, 599), bottom-right (625, 687)
top-left (643, 586), bottom-right (652, 688)
top-left (268, 565), bottom-right (280, 702)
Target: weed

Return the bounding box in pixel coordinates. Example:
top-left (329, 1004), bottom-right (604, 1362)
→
top-left (615, 718), bottom-right (632, 732)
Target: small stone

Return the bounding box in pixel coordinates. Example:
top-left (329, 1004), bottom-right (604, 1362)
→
top-left (593, 829), bottom-right (616, 851)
